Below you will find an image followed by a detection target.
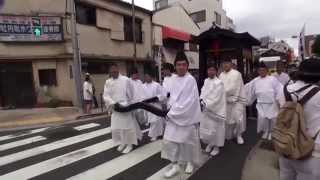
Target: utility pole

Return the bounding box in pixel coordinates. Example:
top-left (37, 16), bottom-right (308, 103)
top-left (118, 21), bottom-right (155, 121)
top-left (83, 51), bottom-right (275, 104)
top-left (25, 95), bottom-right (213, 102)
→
top-left (132, 0), bottom-right (137, 66)
top-left (69, 0), bottom-right (83, 109)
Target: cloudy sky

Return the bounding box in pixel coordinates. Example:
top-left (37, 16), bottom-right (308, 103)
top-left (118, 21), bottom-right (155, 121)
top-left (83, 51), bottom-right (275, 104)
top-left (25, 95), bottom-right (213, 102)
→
top-left (124, 0), bottom-right (320, 53)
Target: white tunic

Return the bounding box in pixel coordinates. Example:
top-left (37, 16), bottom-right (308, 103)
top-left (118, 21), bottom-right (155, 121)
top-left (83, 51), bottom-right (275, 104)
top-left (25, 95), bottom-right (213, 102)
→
top-left (200, 77), bottom-right (227, 147)
top-left (103, 75), bottom-right (142, 145)
top-left (143, 81), bottom-right (163, 123)
top-left (273, 72), bottom-right (290, 85)
top-left (143, 81), bottom-right (164, 138)
top-left (219, 69), bottom-right (246, 137)
top-left (129, 79), bottom-right (148, 125)
top-left (245, 76), bottom-right (284, 133)
top-left (83, 81), bottom-right (93, 101)
top-left (286, 81), bottom-right (320, 157)
top-left (161, 73), bottom-right (201, 164)
top-left (130, 79), bottom-right (146, 103)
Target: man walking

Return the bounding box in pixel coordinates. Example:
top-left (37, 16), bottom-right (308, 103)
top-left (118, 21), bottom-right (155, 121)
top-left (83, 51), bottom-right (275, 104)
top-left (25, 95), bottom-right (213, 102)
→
top-left (161, 51), bottom-right (201, 178)
top-left (200, 64), bottom-right (227, 156)
top-left (273, 61), bottom-right (290, 85)
top-left (245, 62), bottom-right (284, 140)
top-left (143, 71), bottom-right (164, 141)
top-left (103, 64), bottom-right (142, 154)
top-left (219, 59), bottom-right (246, 145)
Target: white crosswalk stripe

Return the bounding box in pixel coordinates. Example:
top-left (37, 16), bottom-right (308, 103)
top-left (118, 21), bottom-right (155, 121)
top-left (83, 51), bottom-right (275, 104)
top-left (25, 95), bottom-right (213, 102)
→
top-left (1, 139), bottom-right (116, 179)
top-left (73, 123), bottom-right (100, 131)
top-left (0, 127), bottom-right (48, 142)
top-left (0, 127), bottom-right (111, 166)
top-left (0, 120), bottom-right (207, 180)
top-left (0, 136), bottom-right (46, 151)
top-left (67, 140), bottom-right (162, 180)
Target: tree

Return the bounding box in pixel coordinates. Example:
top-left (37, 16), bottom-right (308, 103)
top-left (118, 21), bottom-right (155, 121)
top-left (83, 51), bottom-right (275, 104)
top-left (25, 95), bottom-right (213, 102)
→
top-left (312, 35), bottom-right (320, 57)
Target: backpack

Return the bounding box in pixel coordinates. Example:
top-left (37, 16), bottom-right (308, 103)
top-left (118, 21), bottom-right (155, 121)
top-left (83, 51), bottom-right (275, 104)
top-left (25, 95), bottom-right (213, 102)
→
top-left (272, 84), bottom-right (320, 160)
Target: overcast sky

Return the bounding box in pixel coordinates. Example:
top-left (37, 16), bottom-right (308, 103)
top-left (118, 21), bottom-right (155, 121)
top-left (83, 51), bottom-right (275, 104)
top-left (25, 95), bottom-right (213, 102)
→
top-left (124, 0), bottom-right (320, 54)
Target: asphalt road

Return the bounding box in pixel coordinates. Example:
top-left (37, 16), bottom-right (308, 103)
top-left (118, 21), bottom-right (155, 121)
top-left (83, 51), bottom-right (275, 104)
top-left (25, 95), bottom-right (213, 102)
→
top-left (0, 117), bottom-right (259, 180)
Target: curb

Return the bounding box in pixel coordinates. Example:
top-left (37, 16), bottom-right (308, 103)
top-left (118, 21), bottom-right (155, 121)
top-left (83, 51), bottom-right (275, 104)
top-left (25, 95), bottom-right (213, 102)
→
top-left (0, 114), bottom-right (110, 133)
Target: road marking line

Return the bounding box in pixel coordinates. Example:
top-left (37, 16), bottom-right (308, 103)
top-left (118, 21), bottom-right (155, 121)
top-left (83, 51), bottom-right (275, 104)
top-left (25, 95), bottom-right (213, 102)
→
top-left (67, 141), bottom-right (162, 180)
top-left (1, 139), bottom-right (116, 179)
top-left (0, 136), bottom-right (46, 151)
top-left (0, 127), bottom-right (111, 167)
top-left (73, 123), bottom-right (100, 131)
top-left (0, 128), bottom-right (48, 142)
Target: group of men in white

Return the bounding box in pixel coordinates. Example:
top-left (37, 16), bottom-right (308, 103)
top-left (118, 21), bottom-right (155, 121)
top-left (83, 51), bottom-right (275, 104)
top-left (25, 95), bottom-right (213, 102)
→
top-left (101, 50), bottom-right (320, 179)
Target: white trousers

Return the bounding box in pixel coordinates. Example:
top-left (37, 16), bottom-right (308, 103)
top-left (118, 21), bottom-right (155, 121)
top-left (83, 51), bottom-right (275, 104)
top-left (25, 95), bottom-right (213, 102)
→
top-left (279, 156), bottom-right (320, 180)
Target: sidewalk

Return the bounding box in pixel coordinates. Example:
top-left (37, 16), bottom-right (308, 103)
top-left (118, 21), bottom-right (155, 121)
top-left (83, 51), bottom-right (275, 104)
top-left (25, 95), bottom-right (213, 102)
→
top-left (0, 107), bottom-right (107, 130)
top-left (242, 140), bottom-right (279, 180)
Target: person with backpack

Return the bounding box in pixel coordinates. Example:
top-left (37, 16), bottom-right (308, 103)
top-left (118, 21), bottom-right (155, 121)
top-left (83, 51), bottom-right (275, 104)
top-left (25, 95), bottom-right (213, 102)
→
top-left (274, 58), bottom-right (320, 180)
top-left (245, 62), bottom-right (284, 140)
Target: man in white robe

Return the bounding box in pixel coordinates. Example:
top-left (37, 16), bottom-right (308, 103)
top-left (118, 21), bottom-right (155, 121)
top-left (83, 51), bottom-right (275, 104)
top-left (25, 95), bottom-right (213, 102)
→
top-left (161, 51), bottom-right (202, 178)
top-left (161, 63), bottom-right (176, 96)
top-left (129, 67), bottom-right (147, 125)
top-left (200, 64), bottom-right (227, 156)
top-left (273, 61), bottom-right (290, 85)
top-left (103, 64), bottom-right (142, 154)
top-left (219, 59), bottom-right (246, 145)
top-left (245, 62), bottom-right (284, 140)
top-left (143, 72), bottom-right (164, 141)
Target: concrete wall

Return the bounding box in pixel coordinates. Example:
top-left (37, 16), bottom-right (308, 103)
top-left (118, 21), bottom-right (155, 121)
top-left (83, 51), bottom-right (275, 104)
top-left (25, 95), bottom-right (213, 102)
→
top-left (0, 0), bottom-right (152, 107)
top-left (154, 0), bottom-right (233, 32)
top-left (32, 60), bottom-right (76, 104)
top-left (78, 0), bottom-right (152, 59)
top-left (0, 0), bottom-right (67, 15)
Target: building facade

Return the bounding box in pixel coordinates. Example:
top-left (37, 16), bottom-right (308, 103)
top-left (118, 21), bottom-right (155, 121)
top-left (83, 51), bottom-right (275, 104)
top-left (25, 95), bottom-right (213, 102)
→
top-left (153, 0), bottom-right (235, 32)
top-left (153, 5), bottom-right (201, 82)
top-left (0, 0), bottom-right (152, 108)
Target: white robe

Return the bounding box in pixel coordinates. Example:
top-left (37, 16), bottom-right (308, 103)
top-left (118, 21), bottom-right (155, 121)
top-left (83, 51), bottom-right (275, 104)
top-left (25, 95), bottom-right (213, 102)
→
top-left (103, 75), bottom-right (142, 145)
top-left (143, 81), bottom-right (164, 138)
top-left (130, 79), bottom-right (147, 125)
top-left (161, 73), bottom-right (201, 165)
top-left (245, 76), bottom-right (284, 133)
top-left (219, 69), bottom-right (246, 139)
top-left (273, 72), bottom-right (290, 85)
top-left (200, 77), bottom-right (227, 147)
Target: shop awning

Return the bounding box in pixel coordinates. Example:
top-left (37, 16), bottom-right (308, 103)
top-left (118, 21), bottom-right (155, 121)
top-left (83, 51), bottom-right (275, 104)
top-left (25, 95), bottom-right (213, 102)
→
top-left (162, 26), bottom-right (191, 42)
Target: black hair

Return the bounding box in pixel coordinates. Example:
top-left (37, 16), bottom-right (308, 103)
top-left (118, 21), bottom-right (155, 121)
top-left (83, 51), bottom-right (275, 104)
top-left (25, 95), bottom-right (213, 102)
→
top-left (162, 63), bottom-right (175, 73)
top-left (207, 62), bottom-right (217, 70)
top-left (174, 51), bottom-right (189, 66)
top-left (129, 66), bottom-right (139, 76)
top-left (109, 63), bottom-right (119, 68)
top-left (296, 58), bottom-right (320, 84)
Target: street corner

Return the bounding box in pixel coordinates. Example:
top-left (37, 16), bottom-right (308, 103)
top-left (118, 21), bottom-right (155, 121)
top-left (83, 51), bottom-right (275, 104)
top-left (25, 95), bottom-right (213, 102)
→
top-left (242, 140), bottom-right (280, 180)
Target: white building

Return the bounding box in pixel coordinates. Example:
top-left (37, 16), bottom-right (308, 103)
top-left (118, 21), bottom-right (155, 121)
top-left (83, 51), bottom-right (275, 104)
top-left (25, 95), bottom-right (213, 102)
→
top-left (153, 0), bottom-right (235, 32)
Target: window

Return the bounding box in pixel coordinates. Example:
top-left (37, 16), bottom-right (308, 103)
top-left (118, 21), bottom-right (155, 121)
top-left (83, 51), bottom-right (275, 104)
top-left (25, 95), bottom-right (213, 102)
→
top-left (190, 10), bottom-right (206, 23)
top-left (76, 3), bottom-right (96, 25)
top-left (123, 16), bottom-right (143, 43)
top-left (155, 0), bottom-right (168, 10)
top-left (215, 12), bottom-right (221, 25)
top-left (39, 69), bottom-right (57, 86)
top-left (82, 61), bottom-right (111, 74)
